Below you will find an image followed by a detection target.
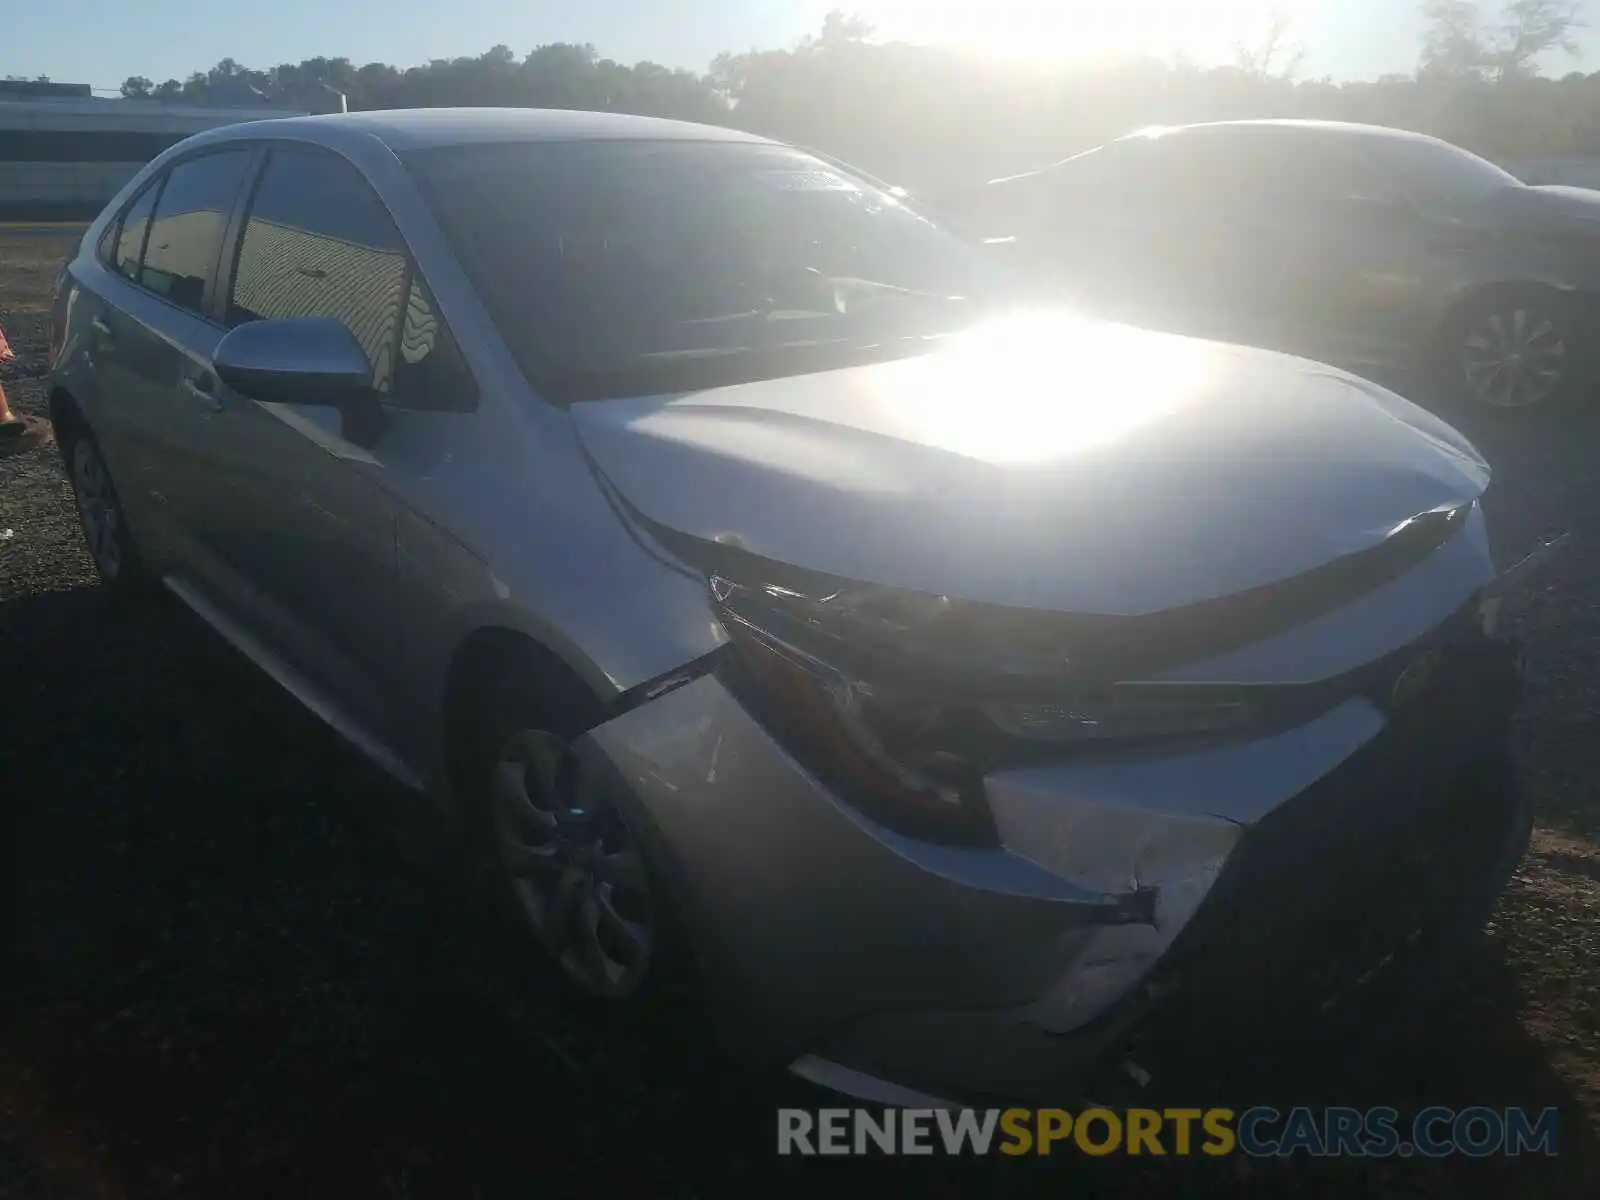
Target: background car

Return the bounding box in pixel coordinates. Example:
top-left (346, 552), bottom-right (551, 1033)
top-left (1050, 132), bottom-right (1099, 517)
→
top-left (937, 119), bottom-right (1600, 411)
top-left (46, 108), bottom-right (1533, 1107)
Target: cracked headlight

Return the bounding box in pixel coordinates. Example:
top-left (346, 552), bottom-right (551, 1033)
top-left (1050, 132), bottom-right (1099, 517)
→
top-left (711, 575), bottom-right (1263, 846)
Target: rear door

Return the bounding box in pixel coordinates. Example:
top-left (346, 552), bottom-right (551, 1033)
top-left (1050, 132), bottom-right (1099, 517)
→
top-left (77, 175), bottom-right (179, 556)
top-left (72, 154), bottom-right (257, 571)
top-left (122, 147), bottom-right (262, 573)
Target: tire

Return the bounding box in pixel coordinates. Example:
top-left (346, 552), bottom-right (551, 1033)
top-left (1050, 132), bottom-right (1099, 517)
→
top-left (54, 408), bottom-right (149, 590)
top-left (1443, 289), bottom-right (1584, 412)
top-left (455, 675), bottom-right (689, 1002)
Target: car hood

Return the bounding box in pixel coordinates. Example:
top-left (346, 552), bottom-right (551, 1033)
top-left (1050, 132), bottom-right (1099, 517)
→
top-left (569, 312), bottom-right (1490, 616)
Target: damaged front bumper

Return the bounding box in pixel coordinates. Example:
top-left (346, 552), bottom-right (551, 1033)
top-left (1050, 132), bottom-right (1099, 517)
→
top-left (803, 628), bottom-right (1527, 1107)
top-left (571, 534), bottom-right (1560, 1107)
top-left (1476, 530), bottom-right (1570, 635)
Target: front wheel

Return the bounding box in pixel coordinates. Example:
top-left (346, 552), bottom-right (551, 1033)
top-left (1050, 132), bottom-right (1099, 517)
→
top-left (461, 683), bottom-right (674, 1001)
top-left (1450, 292), bottom-right (1580, 411)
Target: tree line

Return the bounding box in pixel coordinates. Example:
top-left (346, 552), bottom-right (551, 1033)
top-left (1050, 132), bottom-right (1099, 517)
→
top-left (113, 3), bottom-right (1600, 191)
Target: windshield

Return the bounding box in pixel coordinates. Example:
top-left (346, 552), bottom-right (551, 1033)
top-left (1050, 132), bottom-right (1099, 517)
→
top-left (405, 139), bottom-right (1008, 402)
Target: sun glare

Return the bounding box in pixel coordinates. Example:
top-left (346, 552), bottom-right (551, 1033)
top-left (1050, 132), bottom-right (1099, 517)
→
top-left (932, 8), bottom-right (1130, 61)
top-left (890, 312), bottom-right (1217, 465)
top-left (867, 0), bottom-right (1279, 65)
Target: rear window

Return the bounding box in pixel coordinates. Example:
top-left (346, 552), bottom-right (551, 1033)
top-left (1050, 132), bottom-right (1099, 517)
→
top-left (1358, 135), bottom-right (1521, 212)
top-left (111, 181), bottom-right (160, 282)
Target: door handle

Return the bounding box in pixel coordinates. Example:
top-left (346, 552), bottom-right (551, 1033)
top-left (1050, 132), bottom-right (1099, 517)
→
top-left (183, 376), bottom-right (224, 412)
top-left (84, 316), bottom-right (112, 368)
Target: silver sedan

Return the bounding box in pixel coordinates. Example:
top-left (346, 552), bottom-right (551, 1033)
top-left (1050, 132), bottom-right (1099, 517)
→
top-left (47, 107), bottom-right (1539, 1106)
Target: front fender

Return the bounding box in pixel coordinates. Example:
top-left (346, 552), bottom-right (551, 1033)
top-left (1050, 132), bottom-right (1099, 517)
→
top-left (390, 500), bottom-right (728, 782)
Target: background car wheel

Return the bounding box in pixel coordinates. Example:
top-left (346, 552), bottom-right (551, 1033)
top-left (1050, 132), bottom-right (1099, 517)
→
top-left (55, 410), bottom-right (147, 589)
top-left (1449, 290), bottom-right (1579, 412)
top-left (458, 677), bottom-right (688, 1002)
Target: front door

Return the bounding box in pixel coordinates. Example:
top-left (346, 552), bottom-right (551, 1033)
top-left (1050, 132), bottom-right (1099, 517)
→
top-left (186, 143), bottom-right (419, 738)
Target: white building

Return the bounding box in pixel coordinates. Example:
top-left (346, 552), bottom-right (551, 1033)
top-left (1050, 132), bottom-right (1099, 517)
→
top-left (0, 80), bottom-right (304, 220)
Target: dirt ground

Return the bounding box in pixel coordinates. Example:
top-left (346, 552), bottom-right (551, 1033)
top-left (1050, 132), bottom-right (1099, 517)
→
top-left (2, 228), bottom-right (1598, 1197)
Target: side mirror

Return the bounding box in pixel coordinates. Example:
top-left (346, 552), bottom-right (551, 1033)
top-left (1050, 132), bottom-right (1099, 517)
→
top-left (214, 316), bottom-right (376, 407)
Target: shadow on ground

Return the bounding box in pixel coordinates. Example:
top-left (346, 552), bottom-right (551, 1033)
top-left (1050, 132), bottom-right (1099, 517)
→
top-left (1, 582), bottom-right (1595, 1197)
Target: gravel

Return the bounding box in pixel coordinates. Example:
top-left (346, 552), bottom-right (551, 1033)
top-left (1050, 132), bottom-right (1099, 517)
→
top-left (2, 231), bottom-right (1598, 1196)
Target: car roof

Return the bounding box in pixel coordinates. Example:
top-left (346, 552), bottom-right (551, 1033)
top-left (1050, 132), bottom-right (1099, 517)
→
top-left (1123, 118), bottom-right (1443, 146)
top-left (207, 106), bottom-right (774, 153)
top-left (978, 118), bottom-right (1452, 190)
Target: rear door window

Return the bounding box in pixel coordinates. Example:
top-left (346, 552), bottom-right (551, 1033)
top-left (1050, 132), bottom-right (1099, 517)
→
top-left (1358, 135), bottom-right (1519, 214)
top-left (1152, 129), bottom-right (1392, 224)
top-left (111, 180), bottom-right (160, 282)
top-left (139, 149), bottom-right (255, 315)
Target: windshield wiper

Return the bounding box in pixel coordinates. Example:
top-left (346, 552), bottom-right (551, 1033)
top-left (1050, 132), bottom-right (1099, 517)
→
top-left (551, 331), bottom-right (962, 404)
top-left (637, 337), bottom-right (845, 361)
top-left (830, 277), bottom-right (971, 307)
top-left (676, 308), bottom-right (839, 326)
top-left (673, 280), bottom-right (972, 331)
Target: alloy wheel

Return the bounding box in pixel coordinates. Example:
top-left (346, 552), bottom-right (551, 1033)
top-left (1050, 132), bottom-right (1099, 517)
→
top-left (489, 728), bottom-right (654, 997)
top-left (1461, 305), bottom-right (1568, 409)
top-left (70, 436), bottom-right (126, 580)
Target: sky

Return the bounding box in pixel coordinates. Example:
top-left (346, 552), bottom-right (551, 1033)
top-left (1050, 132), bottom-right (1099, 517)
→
top-left (4, 0), bottom-right (1598, 92)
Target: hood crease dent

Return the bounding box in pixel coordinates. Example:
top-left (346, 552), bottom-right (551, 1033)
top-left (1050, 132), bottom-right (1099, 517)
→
top-left (571, 312), bottom-right (1490, 619)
